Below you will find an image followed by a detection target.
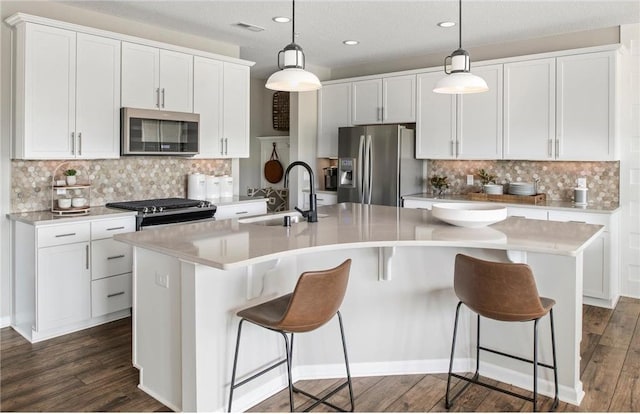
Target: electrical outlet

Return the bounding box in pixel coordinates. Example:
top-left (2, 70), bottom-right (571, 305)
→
top-left (466, 175), bottom-right (474, 185)
top-left (155, 272), bottom-right (169, 288)
top-left (577, 177), bottom-right (587, 188)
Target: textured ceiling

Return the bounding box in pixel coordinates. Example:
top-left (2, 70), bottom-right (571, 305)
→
top-left (60, 0), bottom-right (640, 78)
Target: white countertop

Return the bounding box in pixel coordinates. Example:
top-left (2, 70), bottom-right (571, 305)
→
top-left (403, 193), bottom-right (620, 214)
top-left (6, 206), bottom-right (138, 225)
top-left (114, 203), bottom-right (604, 270)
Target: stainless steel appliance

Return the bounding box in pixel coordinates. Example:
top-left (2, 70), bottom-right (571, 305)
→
top-left (121, 107), bottom-right (200, 156)
top-left (323, 166), bottom-right (338, 190)
top-left (106, 198), bottom-right (216, 230)
top-left (338, 125), bottom-right (422, 206)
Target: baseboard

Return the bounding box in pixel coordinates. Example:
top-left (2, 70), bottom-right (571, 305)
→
top-left (583, 295), bottom-right (618, 309)
top-left (0, 315), bottom-right (10, 328)
top-left (137, 383), bottom-right (182, 413)
top-left (228, 375), bottom-right (289, 413)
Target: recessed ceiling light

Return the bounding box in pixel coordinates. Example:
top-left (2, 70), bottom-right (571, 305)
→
top-left (343, 40), bottom-right (359, 46)
top-left (273, 16), bottom-right (291, 23)
top-left (437, 21), bottom-right (456, 28)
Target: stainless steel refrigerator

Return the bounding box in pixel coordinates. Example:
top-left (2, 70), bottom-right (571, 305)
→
top-left (337, 124), bottom-right (423, 206)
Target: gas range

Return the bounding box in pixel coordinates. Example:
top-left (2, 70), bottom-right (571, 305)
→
top-left (106, 198), bottom-right (217, 230)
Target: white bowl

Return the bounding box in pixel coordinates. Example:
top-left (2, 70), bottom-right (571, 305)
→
top-left (58, 199), bottom-right (71, 209)
top-left (483, 184), bottom-right (504, 195)
top-left (72, 197), bottom-right (87, 208)
top-left (432, 203), bottom-right (508, 228)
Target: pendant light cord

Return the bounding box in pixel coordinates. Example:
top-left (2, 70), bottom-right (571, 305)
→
top-left (458, 0), bottom-right (462, 49)
top-left (292, 0), bottom-right (296, 44)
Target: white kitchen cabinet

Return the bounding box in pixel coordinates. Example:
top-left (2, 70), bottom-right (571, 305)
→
top-left (506, 206), bottom-right (548, 220)
top-left (416, 70), bottom-right (457, 159)
top-left (121, 42), bottom-right (193, 112)
top-left (214, 200), bottom-right (267, 221)
top-left (402, 198), bottom-right (434, 210)
top-left (317, 82), bottom-right (351, 158)
top-left (503, 58), bottom-right (556, 160)
top-left (12, 24), bottom-right (120, 159)
top-left (352, 75), bottom-right (416, 125)
top-left (302, 191), bottom-right (337, 210)
top-left (556, 51), bottom-right (617, 161)
top-left (457, 64), bottom-right (503, 159)
top-left (37, 240), bottom-right (90, 332)
top-left (416, 65), bottom-right (502, 160)
top-left (193, 59), bottom-right (250, 158)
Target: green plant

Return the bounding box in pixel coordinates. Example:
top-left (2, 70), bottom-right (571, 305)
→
top-left (429, 174), bottom-right (449, 195)
top-left (64, 169), bottom-right (77, 176)
top-left (477, 169), bottom-right (496, 186)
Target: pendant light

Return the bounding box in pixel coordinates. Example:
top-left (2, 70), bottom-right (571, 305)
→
top-left (265, 0), bottom-right (321, 92)
top-left (433, 0), bottom-right (488, 94)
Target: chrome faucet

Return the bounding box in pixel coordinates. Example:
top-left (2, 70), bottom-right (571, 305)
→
top-left (284, 161), bottom-right (318, 223)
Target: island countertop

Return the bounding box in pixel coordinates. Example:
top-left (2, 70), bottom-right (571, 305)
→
top-left (114, 202), bottom-right (604, 270)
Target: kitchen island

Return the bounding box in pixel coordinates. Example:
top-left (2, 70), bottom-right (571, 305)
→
top-left (114, 203), bottom-right (603, 412)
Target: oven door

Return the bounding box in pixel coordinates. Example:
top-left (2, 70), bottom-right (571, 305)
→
top-left (138, 209), bottom-right (216, 230)
top-left (140, 217), bottom-right (216, 230)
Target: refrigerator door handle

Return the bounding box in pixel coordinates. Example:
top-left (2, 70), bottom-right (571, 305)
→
top-left (358, 135), bottom-right (366, 202)
top-left (366, 135), bottom-right (373, 204)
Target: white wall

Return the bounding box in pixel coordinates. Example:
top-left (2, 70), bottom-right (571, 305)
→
top-left (0, 1), bottom-right (241, 326)
top-left (619, 23), bottom-right (640, 298)
top-left (288, 91), bottom-right (318, 209)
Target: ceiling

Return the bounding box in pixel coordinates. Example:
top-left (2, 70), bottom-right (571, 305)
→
top-left (60, 0), bottom-right (640, 78)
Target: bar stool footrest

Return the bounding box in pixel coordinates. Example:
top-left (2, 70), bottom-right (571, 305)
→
top-left (293, 381), bottom-right (352, 412)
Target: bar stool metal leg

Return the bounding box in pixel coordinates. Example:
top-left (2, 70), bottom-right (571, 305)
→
top-left (533, 318), bottom-right (539, 412)
top-left (228, 319), bottom-right (246, 413)
top-left (281, 332), bottom-right (295, 411)
top-left (550, 309), bottom-right (559, 410)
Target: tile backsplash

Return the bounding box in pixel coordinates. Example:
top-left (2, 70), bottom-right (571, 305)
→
top-left (427, 160), bottom-right (619, 205)
top-left (11, 158), bottom-right (231, 213)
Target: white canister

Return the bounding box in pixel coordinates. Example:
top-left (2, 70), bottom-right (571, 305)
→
top-left (574, 188), bottom-right (588, 205)
top-left (188, 173), bottom-right (206, 200)
top-left (205, 175), bottom-right (220, 199)
top-left (220, 175), bottom-right (233, 198)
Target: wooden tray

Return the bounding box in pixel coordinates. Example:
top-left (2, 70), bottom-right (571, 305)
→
top-left (468, 192), bottom-right (547, 205)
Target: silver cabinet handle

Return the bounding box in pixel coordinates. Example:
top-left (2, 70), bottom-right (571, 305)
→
top-left (55, 232), bottom-right (76, 238)
top-left (317, 198), bottom-right (324, 201)
top-left (451, 140), bottom-right (455, 156)
top-left (107, 291), bottom-right (125, 298)
top-left (225, 138), bottom-right (228, 155)
top-left (107, 254), bottom-right (126, 260)
top-left (220, 138), bottom-right (224, 155)
top-left (156, 88), bottom-right (160, 108)
top-left (548, 139), bottom-right (553, 157)
top-left (78, 132), bottom-right (82, 156)
top-left (556, 139), bottom-right (560, 157)
top-left (569, 220), bottom-right (587, 224)
top-left (71, 132), bottom-right (75, 155)
top-left (456, 140), bottom-right (460, 157)
top-left (86, 245), bottom-right (89, 270)
top-left (510, 215), bottom-right (526, 218)
top-left (235, 211), bottom-right (249, 215)
top-left (106, 226), bottom-right (125, 231)
top-left (161, 88), bottom-right (165, 108)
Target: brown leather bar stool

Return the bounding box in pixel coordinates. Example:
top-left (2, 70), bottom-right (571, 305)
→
top-left (228, 259), bottom-right (354, 412)
top-left (445, 254), bottom-right (559, 412)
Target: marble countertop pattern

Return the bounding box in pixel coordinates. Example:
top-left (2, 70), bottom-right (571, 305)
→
top-left (114, 203), bottom-right (604, 270)
top-left (403, 193), bottom-right (620, 213)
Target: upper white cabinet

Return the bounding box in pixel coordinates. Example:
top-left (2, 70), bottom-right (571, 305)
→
top-left (317, 82), bottom-right (351, 158)
top-left (121, 42), bottom-right (193, 113)
top-left (352, 75), bottom-right (416, 125)
top-left (222, 62), bottom-right (250, 158)
top-left (416, 64), bottom-right (502, 160)
top-left (556, 51), bottom-right (617, 161)
top-left (12, 23), bottom-right (120, 159)
top-left (503, 58), bottom-right (556, 160)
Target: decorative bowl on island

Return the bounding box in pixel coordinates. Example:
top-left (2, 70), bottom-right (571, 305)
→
top-left (432, 203), bottom-right (508, 228)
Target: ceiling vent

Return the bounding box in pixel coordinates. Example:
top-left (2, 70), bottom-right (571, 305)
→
top-left (235, 22), bottom-right (265, 32)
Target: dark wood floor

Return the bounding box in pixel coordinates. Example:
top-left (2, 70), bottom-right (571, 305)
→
top-left (1, 297), bottom-right (639, 412)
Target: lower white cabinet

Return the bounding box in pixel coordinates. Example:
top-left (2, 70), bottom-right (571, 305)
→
top-left (214, 200), bottom-right (267, 221)
top-left (302, 191), bottom-right (337, 210)
top-left (12, 214), bottom-right (135, 342)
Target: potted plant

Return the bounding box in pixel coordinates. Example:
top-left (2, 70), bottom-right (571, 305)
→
top-left (64, 169), bottom-right (77, 186)
top-left (429, 174), bottom-right (449, 197)
top-left (477, 169), bottom-right (503, 194)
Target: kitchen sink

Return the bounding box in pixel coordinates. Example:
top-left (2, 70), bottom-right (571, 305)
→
top-left (239, 212), bottom-right (328, 226)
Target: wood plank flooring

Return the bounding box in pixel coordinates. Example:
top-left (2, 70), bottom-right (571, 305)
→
top-left (1, 297), bottom-right (638, 412)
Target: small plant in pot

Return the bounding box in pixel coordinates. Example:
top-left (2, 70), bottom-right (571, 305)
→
top-left (64, 169), bottom-right (77, 186)
top-left (429, 174), bottom-right (450, 197)
top-left (477, 169), bottom-right (502, 194)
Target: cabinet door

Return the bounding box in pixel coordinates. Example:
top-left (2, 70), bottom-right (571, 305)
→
top-left (37, 242), bottom-right (90, 331)
top-left (75, 33), bottom-right (121, 159)
top-left (222, 62), bottom-right (250, 158)
top-left (383, 75), bottom-right (416, 123)
top-left (416, 71), bottom-right (456, 159)
top-left (352, 79), bottom-right (382, 124)
top-left (121, 42), bottom-right (159, 110)
top-left (557, 52), bottom-right (616, 160)
top-left (19, 24), bottom-right (76, 159)
top-left (193, 56), bottom-right (223, 158)
top-left (159, 49), bottom-right (193, 112)
top-left (503, 58), bottom-right (555, 160)
top-left (458, 64), bottom-right (503, 159)
top-left (317, 82), bottom-right (351, 158)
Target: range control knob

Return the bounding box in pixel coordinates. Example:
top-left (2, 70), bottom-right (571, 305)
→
top-left (157, 206), bottom-right (165, 212)
top-left (142, 207), bottom-right (149, 214)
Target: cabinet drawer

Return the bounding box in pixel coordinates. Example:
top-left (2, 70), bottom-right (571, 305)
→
top-left (507, 207), bottom-right (548, 220)
top-left (91, 238), bottom-right (133, 280)
top-left (403, 199), bottom-right (433, 210)
top-left (547, 211), bottom-right (610, 228)
top-left (315, 193), bottom-right (337, 206)
top-left (215, 201), bottom-right (267, 220)
top-left (38, 222), bottom-right (90, 248)
top-left (91, 217), bottom-right (136, 240)
top-left (91, 273), bottom-right (132, 318)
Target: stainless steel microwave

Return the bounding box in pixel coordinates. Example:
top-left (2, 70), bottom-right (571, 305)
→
top-left (121, 107), bottom-right (199, 156)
